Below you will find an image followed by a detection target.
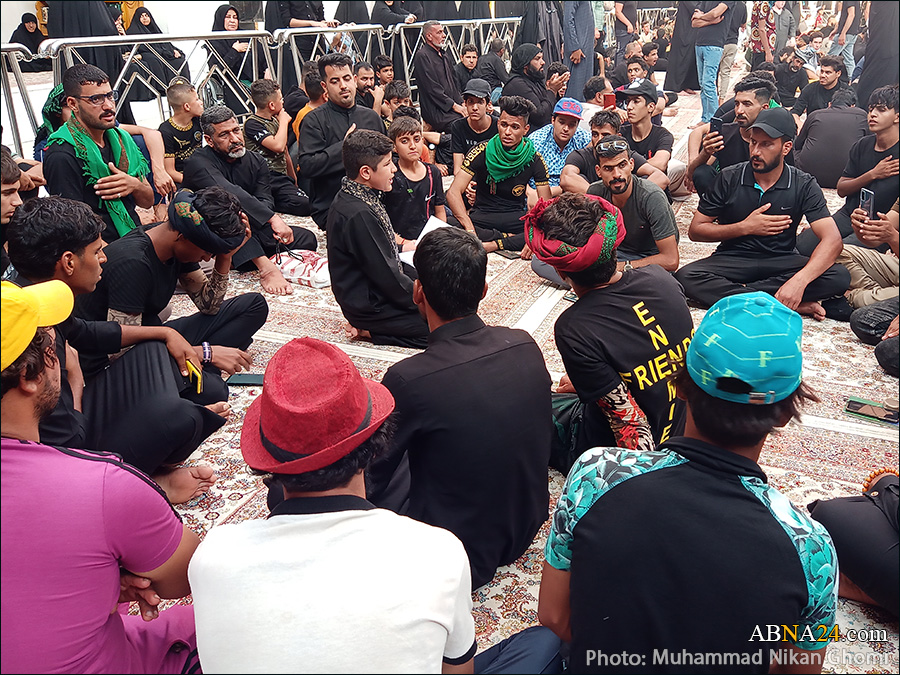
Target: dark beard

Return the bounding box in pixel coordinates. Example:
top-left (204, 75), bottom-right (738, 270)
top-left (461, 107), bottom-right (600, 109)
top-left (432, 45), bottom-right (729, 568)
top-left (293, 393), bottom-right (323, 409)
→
top-left (525, 64), bottom-right (545, 83)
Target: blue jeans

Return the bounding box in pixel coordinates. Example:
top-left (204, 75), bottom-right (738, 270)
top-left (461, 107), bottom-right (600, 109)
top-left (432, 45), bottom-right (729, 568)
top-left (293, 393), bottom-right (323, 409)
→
top-left (828, 33), bottom-right (857, 79)
top-left (695, 45), bottom-right (723, 122)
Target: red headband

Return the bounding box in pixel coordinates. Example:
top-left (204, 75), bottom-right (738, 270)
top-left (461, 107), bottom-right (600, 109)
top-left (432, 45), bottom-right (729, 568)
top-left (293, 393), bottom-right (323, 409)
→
top-left (522, 194), bottom-right (626, 273)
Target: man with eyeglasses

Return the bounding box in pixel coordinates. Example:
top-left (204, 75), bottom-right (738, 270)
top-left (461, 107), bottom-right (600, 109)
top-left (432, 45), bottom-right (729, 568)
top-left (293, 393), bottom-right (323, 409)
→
top-left (586, 135), bottom-right (679, 272)
top-left (44, 64), bottom-right (154, 244)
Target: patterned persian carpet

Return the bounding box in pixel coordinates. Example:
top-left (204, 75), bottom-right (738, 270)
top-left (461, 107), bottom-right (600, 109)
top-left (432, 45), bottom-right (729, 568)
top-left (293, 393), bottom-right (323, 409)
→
top-left (157, 89), bottom-right (898, 672)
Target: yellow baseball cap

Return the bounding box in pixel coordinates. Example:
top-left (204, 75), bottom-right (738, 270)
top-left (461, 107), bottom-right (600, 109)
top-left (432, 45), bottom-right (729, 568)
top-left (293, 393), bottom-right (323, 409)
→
top-left (1, 280), bottom-right (74, 371)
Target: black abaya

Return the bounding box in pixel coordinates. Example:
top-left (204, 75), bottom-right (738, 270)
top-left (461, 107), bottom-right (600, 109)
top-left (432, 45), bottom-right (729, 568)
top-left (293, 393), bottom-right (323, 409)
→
top-left (856, 2), bottom-right (899, 110)
top-left (127, 7), bottom-right (190, 88)
top-left (9, 14), bottom-right (51, 72)
top-left (664, 1), bottom-right (700, 93)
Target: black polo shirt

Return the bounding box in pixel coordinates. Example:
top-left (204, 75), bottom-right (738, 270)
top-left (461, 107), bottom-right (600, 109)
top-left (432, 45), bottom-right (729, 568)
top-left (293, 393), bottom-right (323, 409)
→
top-left (546, 437), bottom-right (837, 674)
top-left (699, 162), bottom-right (831, 256)
top-left (371, 314), bottom-right (552, 591)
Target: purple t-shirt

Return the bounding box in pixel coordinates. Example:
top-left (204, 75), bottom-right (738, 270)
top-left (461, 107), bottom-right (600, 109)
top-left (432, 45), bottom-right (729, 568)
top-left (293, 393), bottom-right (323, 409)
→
top-left (1, 439), bottom-right (193, 673)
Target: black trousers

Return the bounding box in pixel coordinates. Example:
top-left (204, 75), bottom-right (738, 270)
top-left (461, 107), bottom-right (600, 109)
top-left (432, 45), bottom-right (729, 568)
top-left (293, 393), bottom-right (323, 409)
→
top-left (270, 172), bottom-right (311, 217)
top-left (674, 252), bottom-right (851, 308)
top-left (366, 309), bottom-right (429, 349)
top-left (450, 208), bottom-right (528, 251)
top-left (850, 297), bottom-right (899, 377)
top-left (809, 476), bottom-right (899, 615)
top-left (232, 222), bottom-right (317, 269)
top-left (83, 340), bottom-right (226, 475)
top-left (692, 163), bottom-right (718, 199)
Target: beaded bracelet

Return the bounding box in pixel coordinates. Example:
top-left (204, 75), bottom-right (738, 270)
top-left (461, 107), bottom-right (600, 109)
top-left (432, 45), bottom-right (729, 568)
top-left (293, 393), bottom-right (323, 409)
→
top-left (862, 467), bottom-right (899, 492)
top-left (201, 341), bottom-right (212, 364)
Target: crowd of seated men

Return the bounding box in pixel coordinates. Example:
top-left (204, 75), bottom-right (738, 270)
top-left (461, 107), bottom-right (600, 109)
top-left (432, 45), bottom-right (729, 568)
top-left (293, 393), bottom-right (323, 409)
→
top-left (1, 12), bottom-right (897, 672)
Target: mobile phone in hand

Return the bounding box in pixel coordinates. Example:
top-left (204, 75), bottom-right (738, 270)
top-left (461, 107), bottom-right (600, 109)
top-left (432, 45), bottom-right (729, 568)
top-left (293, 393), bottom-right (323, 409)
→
top-left (709, 116), bottom-right (723, 135)
top-left (603, 92), bottom-right (617, 108)
top-left (859, 188), bottom-right (876, 220)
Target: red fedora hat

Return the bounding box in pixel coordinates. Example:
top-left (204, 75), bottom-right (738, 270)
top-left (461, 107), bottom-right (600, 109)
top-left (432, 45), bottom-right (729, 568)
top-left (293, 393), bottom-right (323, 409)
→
top-left (241, 338), bottom-right (395, 474)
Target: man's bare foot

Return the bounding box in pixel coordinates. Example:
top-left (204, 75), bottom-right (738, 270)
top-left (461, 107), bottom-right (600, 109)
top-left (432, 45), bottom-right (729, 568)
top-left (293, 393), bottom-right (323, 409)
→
top-left (205, 401), bottom-right (232, 419)
top-left (681, 89), bottom-right (697, 95)
top-left (343, 322), bottom-right (372, 341)
top-left (797, 301), bottom-right (826, 321)
top-left (662, 107), bottom-right (678, 116)
top-left (153, 465), bottom-right (217, 504)
top-left (687, 120), bottom-right (705, 129)
top-left (259, 268), bottom-right (293, 295)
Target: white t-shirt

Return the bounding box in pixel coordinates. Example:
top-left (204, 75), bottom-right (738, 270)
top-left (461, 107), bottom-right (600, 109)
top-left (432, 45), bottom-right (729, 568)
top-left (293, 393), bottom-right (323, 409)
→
top-left (189, 497), bottom-right (476, 674)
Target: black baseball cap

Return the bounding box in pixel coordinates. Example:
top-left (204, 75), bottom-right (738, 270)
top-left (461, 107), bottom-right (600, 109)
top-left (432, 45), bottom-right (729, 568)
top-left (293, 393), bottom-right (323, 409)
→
top-left (614, 78), bottom-right (658, 106)
top-left (462, 78), bottom-right (491, 100)
top-left (748, 107), bottom-right (796, 141)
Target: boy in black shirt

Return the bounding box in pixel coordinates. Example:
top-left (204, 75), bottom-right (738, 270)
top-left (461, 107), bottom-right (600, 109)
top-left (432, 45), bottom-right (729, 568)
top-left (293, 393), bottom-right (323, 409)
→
top-left (449, 79), bottom-right (498, 174)
top-left (158, 79), bottom-right (204, 187)
top-left (243, 79), bottom-right (310, 216)
top-left (454, 44), bottom-right (480, 94)
top-left (791, 55), bottom-right (847, 129)
top-left (383, 116), bottom-right (447, 241)
top-left (446, 96), bottom-right (551, 257)
top-left (326, 130), bottom-right (429, 349)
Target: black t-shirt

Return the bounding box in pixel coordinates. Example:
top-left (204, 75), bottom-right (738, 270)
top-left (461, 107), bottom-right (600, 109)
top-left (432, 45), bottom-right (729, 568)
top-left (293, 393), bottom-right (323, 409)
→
top-left (791, 82), bottom-right (842, 117)
top-left (695, 1), bottom-right (734, 47)
top-left (614, 1), bottom-right (637, 33)
top-left (774, 63), bottom-right (809, 105)
top-left (838, 0), bottom-right (861, 35)
top-left (621, 123), bottom-right (674, 164)
top-left (699, 162), bottom-right (832, 256)
top-left (837, 136), bottom-right (900, 218)
top-left (158, 117), bottom-right (202, 176)
top-left (725, 0), bottom-right (747, 44)
top-left (75, 226), bottom-right (199, 376)
top-left (608, 62), bottom-right (629, 89)
top-left (714, 122), bottom-right (750, 170)
top-left (460, 141), bottom-right (550, 214)
top-left (43, 141), bottom-right (142, 244)
top-left (565, 146), bottom-right (648, 184)
top-left (555, 265), bottom-right (692, 446)
top-left (243, 114), bottom-right (287, 175)
top-left (355, 90), bottom-right (376, 109)
top-left (383, 161), bottom-right (447, 240)
top-left (450, 116), bottom-right (499, 158)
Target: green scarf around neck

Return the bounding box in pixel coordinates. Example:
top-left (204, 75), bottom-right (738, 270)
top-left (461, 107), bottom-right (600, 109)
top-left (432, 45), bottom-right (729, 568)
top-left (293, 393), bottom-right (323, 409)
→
top-left (46, 115), bottom-right (148, 237)
top-left (484, 135), bottom-right (536, 185)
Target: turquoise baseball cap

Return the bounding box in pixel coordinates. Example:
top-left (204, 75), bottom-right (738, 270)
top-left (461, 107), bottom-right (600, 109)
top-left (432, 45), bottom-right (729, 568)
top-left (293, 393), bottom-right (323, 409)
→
top-left (686, 292), bottom-right (803, 405)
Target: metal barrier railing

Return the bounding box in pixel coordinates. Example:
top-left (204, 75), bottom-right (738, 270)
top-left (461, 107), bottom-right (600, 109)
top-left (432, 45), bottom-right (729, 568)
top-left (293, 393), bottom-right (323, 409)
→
top-left (40, 31), bottom-right (275, 122)
top-left (2, 43), bottom-right (45, 157)
top-left (272, 23), bottom-right (388, 86)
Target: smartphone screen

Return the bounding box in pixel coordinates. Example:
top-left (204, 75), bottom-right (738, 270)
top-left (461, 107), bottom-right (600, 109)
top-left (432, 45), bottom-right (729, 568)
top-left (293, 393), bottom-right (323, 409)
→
top-left (859, 188), bottom-right (875, 220)
top-left (226, 372), bottom-right (265, 386)
top-left (845, 398), bottom-right (899, 424)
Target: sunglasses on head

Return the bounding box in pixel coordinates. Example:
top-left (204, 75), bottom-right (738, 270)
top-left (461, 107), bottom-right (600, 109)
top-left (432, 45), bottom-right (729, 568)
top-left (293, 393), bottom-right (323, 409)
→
top-left (597, 139), bottom-right (629, 153)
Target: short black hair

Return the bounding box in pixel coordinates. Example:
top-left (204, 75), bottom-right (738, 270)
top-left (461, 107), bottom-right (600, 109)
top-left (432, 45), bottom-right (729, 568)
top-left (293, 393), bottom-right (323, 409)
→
top-left (1, 146), bottom-right (21, 185)
top-left (200, 104), bottom-right (237, 136)
top-left (342, 129), bottom-right (393, 179)
top-left (250, 78), bottom-right (280, 109)
top-left (830, 87), bottom-right (857, 108)
top-left (1, 327), bottom-right (56, 399)
top-left (583, 75), bottom-right (608, 101)
top-left (548, 61), bottom-right (569, 78)
top-left (414, 228), bottom-right (487, 320)
top-left (778, 46), bottom-right (795, 59)
top-left (318, 52), bottom-right (353, 80)
top-left (808, 30), bottom-right (823, 40)
top-left (733, 75), bottom-right (776, 104)
top-left (193, 186), bottom-right (244, 240)
top-left (819, 54), bottom-right (845, 76)
top-left (753, 60), bottom-right (777, 74)
top-left (7, 196), bottom-right (104, 280)
top-left (304, 72), bottom-right (325, 102)
top-left (354, 60), bottom-right (373, 75)
top-left (388, 114), bottom-right (421, 141)
top-left (590, 109), bottom-right (622, 132)
top-left (626, 56), bottom-right (648, 73)
top-left (393, 105), bottom-right (420, 122)
top-left (641, 41), bottom-right (659, 56)
top-left (675, 368), bottom-right (819, 447)
top-left (166, 80), bottom-right (196, 108)
top-left (532, 192), bottom-right (617, 288)
top-left (384, 79), bottom-right (410, 101)
top-left (461, 43), bottom-right (478, 57)
top-left (498, 95), bottom-right (536, 125)
top-left (373, 54), bottom-right (393, 73)
top-left (869, 84), bottom-right (899, 114)
top-left (62, 63), bottom-right (109, 99)
top-left (489, 38), bottom-right (504, 54)
top-left (263, 419), bottom-right (393, 493)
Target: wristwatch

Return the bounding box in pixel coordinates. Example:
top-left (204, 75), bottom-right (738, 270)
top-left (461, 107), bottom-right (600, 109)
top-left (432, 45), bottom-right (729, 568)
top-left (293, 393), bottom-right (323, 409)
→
top-left (623, 260), bottom-right (634, 272)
